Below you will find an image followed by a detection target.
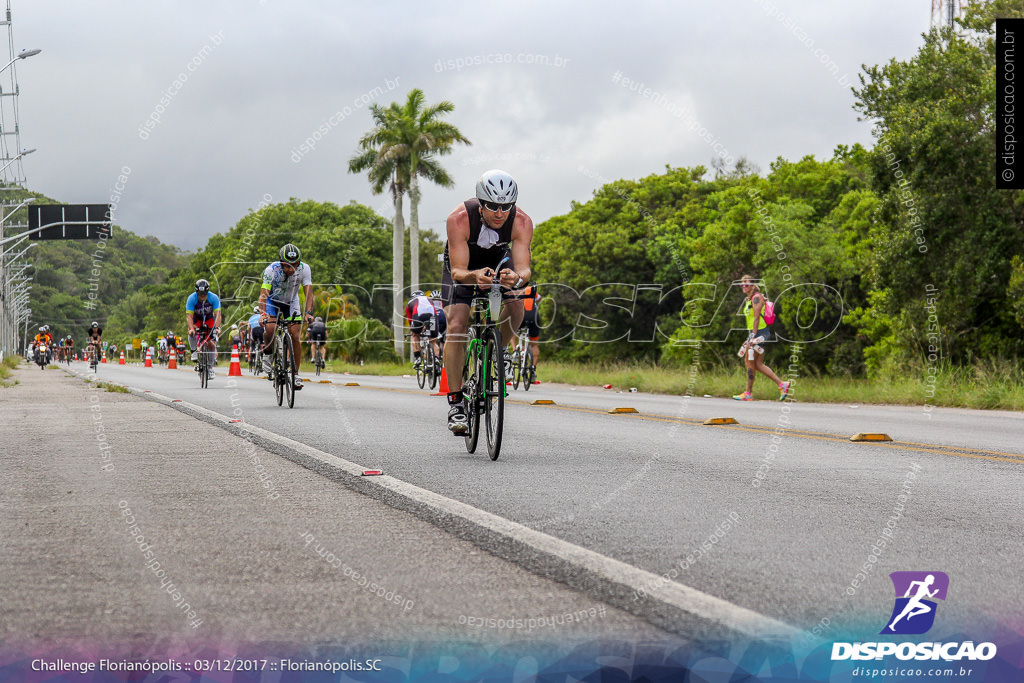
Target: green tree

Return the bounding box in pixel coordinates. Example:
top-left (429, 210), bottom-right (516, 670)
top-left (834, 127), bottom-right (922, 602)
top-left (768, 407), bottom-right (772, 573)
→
top-left (853, 4), bottom-right (1024, 365)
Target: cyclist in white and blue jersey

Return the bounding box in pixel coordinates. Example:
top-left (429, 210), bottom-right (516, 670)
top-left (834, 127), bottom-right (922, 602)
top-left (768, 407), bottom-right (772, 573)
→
top-left (258, 243), bottom-right (313, 387)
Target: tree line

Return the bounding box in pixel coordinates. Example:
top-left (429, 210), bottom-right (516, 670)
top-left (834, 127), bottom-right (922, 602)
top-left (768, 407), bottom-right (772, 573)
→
top-left (19, 1), bottom-right (1024, 373)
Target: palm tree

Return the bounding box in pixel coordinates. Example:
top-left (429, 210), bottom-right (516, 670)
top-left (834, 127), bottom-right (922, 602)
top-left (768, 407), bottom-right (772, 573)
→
top-left (390, 89), bottom-right (470, 294)
top-left (349, 90), bottom-right (470, 356)
top-left (349, 106), bottom-right (410, 355)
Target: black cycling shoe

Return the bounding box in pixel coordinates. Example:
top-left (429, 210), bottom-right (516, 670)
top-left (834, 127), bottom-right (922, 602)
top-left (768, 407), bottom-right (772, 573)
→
top-left (448, 403), bottom-right (469, 435)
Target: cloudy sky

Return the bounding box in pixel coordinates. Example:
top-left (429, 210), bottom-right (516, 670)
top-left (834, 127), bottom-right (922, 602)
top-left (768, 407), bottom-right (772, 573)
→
top-left (11, 1), bottom-right (930, 251)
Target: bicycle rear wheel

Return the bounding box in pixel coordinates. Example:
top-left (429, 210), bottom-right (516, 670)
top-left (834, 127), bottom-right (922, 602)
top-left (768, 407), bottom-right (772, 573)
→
top-left (200, 351), bottom-right (208, 389)
top-left (416, 353), bottom-right (427, 389)
top-left (482, 326), bottom-right (505, 460)
top-left (426, 345), bottom-right (438, 391)
top-left (282, 333), bottom-right (296, 408)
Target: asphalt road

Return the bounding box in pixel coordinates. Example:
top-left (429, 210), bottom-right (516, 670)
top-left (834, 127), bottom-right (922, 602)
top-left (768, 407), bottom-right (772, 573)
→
top-left (76, 359), bottom-right (1024, 641)
top-left (1, 365), bottom-right (680, 659)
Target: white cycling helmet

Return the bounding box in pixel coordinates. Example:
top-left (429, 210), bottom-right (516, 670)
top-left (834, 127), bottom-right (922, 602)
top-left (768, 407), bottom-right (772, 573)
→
top-left (476, 169), bottom-right (518, 205)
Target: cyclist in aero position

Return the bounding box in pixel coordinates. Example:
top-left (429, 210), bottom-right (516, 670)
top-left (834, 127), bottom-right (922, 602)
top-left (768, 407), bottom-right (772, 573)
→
top-left (164, 330), bottom-right (177, 361)
top-left (406, 290), bottom-right (441, 369)
top-left (185, 279), bottom-right (222, 381)
top-left (306, 316), bottom-right (328, 366)
top-left (247, 305), bottom-right (264, 368)
top-left (84, 322), bottom-right (103, 366)
top-left (442, 169), bottom-right (534, 434)
top-left (258, 243), bottom-right (313, 389)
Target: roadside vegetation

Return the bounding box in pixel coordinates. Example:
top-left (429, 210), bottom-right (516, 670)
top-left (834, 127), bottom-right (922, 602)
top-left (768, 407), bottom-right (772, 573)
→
top-left (18, 3), bottom-right (1024, 411)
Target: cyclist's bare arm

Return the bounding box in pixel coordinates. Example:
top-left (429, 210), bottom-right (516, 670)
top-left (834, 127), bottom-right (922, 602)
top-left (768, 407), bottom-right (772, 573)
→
top-left (508, 209), bottom-right (534, 286)
top-left (446, 208), bottom-right (478, 284)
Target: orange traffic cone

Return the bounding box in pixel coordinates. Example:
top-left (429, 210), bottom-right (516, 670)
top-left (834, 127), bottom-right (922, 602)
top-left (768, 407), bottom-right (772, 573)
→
top-left (228, 345), bottom-right (242, 376)
top-left (168, 347), bottom-right (177, 369)
top-left (144, 348), bottom-right (152, 367)
top-left (432, 366), bottom-right (450, 396)
top-left (119, 351), bottom-right (125, 365)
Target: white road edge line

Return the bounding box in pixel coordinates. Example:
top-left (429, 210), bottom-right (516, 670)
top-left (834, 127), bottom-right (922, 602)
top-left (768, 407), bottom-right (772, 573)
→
top-left (69, 367), bottom-right (810, 645)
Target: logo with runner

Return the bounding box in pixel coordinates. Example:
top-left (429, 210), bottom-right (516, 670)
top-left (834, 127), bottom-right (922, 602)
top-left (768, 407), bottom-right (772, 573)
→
top-left (880, 571), bottom-right (949, 635)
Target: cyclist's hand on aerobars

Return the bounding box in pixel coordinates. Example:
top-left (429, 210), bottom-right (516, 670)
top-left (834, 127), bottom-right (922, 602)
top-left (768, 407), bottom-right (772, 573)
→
top-left (498, 268), bottom-right (521, 288)
top-left (475, 268), bottom-right (496, 286)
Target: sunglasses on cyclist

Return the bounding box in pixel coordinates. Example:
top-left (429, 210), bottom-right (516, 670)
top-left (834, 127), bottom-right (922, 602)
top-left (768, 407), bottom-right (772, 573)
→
top-left (480, 200), bottom-right (514, 212)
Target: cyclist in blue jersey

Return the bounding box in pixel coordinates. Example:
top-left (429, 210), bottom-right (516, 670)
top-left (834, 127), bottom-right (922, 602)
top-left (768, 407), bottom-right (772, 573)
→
top-left (258, 244), bottom-right (314, 388)
top-left (186, 279), bottom-right (222, 380)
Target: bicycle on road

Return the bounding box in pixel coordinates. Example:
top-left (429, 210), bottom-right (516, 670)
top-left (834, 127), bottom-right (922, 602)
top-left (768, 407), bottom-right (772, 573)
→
top-left (87, 343), bottom-right (99, 373)
top-left (413, 326), bottom-right (441, 391)
top-left (194, 329), bottom-right (217, 389)
top-left (461, 257), bottom-right (515, 460)
top-left (312, 343), bottom-right (325, 377)
top-left (249, 344), bottom-right (262, 375)
top-left (267, 310), bottom-right (300, 408)
top-left (510, 327), bottom-right (536, 391)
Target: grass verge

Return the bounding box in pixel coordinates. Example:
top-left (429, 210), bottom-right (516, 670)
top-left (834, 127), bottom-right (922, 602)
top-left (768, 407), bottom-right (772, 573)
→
top-left (537, 359), bottom-right (1024, 411)
top-left (0, 355), bottom-right (21, 386)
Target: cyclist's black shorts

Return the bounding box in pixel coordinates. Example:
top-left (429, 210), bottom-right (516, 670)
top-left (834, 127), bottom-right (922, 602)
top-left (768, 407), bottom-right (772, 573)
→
top-left (519, 308), bottom-right (540, 339)
top-left (435, 310), bottom-right (447, 338)
top-left (250, 328), bottom-right (264, 345)
top-left (309, 333), bottom-right (326, 343)
top-left (410, 312), bottom-right (436, 337)
top-left (441, 244), bottom-right (519, 307)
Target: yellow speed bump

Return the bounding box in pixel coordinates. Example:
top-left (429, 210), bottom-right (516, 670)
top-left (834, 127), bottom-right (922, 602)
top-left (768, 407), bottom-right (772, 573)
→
top-left (703, 417), bottom-right (739, 425)
top-left (319, 380), bottom-right (332, 384)
top-left (608, 407), bottom-right (639, 414)
top-left (344, 382), bottom-right (360, 386)
top-left (531, 399), bottom-right (556, 405)
top-left (850, 433), bottom-right (893, 442)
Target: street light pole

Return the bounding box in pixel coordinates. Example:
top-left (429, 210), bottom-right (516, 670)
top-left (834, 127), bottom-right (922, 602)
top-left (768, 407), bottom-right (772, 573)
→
top-left (0, 148), bottom-right (36, 177)
top-left (0, 48), bottom-right (41, 75)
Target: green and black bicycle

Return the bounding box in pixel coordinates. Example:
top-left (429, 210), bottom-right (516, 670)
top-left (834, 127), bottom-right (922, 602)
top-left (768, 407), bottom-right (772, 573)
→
top-left (461, 261), bottom-right (513, 460)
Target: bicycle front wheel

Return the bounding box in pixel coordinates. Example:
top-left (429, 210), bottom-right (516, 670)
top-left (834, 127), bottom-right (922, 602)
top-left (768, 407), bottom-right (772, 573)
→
top-left (463, 328), bottom-right (480, 454)
top-left (511, 349), bottom-right (522, 390)
top-left (200, 351), bottom-right (208, 389)
top-left (523, 347), bottom-right (534, 391)
top-left (482, 326), bottom-right (505, 460)
top-left (274, 344), bottom-right (284, 406)
top-left (282, 333), bottom-right (296, 408)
